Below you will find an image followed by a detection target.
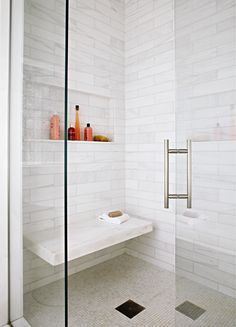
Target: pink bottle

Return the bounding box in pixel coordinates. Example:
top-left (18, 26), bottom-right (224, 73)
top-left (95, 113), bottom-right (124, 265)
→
top-left (50, 113), bottom-right (60, 140)
top-left (84, 123), bottom-right (93, 141)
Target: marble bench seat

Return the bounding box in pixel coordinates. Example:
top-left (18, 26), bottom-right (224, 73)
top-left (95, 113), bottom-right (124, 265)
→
top-left (24, 217), bottom-right (153, 266)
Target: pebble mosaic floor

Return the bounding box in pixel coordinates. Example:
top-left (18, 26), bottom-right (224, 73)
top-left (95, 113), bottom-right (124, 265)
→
top-left (24, 254), bottom-right (236, 326)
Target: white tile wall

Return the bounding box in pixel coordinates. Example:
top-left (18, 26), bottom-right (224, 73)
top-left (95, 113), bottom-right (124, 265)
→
top-left (23, 0), bottom-right (126, 292)
top-left (124, 0), bottom-right (176, 272)
top-left (23, 0), bottom-right (125, 141)
top-left (175, 0), bottom-right (236, 143)
top-left (176, 141), bottom-right (236, 298)
top-left (22, 0), bottom-right (236, 300)
top-left (175, 0), bottom-right (236, 298)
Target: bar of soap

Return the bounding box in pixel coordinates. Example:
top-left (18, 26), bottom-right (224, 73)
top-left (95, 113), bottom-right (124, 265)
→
top-left (93, 135), bottom-right (110, 142)
top-left (108, 211), bottom-right (123, 218)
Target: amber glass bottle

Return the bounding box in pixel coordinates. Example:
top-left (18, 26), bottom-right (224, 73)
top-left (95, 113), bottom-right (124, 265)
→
top-left (68, 124), bottom-right (75, 140)
top-left (75, 105), bottom-right (80, 140)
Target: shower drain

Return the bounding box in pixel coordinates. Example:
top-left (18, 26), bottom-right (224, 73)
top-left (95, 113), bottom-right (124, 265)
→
top-left (115, 299), bottom-right (145, 319)
top-left (175, 301), bottom-right (206, 320)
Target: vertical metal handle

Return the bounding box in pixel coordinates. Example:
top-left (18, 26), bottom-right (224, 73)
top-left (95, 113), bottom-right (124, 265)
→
top-left (164, 139), bottom-right (192, 209)
top-left (164, 140), bottom-right (169, 209)
top-left (187, 140), bottom-right (192, 209)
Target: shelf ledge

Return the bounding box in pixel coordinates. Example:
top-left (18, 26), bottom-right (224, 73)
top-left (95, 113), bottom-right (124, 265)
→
top-left (24, 139), bottom-right (113, 144)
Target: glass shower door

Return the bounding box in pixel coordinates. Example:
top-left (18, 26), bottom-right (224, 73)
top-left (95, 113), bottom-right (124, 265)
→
top-left (66, 1), bottom-right (126, 325)
top-left (174, 0), bottom-right (236, 325)
top-left (22, 0), bottom-right (68, 325)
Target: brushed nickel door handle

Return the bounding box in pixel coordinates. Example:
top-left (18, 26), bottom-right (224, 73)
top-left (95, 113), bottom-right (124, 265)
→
top-left (187, 139), bottom-right (192, 209)
top-left (164, 140), bottom-right (192, 209)
top-left (164, 139), bottom-right (170, 209)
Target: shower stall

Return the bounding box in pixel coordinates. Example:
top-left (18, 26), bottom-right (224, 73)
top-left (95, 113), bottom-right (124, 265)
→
top-left (2, 0), bottom-right (236, 326)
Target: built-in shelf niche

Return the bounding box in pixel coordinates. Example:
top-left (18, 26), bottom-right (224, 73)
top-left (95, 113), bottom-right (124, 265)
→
top-left (23, 80), bottom-right (115, 141)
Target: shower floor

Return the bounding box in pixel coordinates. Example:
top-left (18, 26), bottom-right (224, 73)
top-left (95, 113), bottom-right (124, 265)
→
top-left (24, 254), bottom-right (236, 327)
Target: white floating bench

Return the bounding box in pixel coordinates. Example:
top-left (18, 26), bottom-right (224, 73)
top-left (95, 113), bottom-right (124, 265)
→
top-left (24, 217), bottom-right (153, 266)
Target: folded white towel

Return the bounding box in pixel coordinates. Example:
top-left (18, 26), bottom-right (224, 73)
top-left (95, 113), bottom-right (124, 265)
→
top-left (98, 213), bottom-right (129, 224)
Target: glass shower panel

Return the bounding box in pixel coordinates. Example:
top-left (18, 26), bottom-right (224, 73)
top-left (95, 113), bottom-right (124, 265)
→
top-left (67, 1), bottom-right (125, 325)
top-left (175, 0), bottom-right (236, 325)
top-left (22, 0), bottom-right (67, 325)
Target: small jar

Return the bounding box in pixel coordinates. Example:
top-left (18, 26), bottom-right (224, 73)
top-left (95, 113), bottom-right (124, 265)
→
top-left (84, 123), bottom-right (93, 141)
top-left (68, 124), bottom-right (75, 140)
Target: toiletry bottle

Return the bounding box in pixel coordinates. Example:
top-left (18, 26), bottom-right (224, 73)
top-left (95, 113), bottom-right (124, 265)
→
top-left (214, 122), bottom-right (223, 141)
top-left (68, 124), bottom-right (75, 140)
top-left (84, 123), bottom-right (93, 141)
top-left (50, 112), bottom-right (60, 140)
top-left (75, 105), bottom-right (81, 140)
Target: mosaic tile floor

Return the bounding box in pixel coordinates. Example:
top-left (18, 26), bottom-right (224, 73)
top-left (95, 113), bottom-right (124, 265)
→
top-left (24, 254), bottom-right (236, 327)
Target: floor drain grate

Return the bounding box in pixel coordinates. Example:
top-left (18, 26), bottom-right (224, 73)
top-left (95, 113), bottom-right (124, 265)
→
top-left (115, 299), bottom-right (145, 319)
top-left (175, 301), bottom-right (206, 320)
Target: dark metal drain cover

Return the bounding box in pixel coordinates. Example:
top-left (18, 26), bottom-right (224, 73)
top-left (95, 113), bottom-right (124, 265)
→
top-left (175, 301), bottom-right (206, 320)
top-left (115, 299), bottom-right (145, 319)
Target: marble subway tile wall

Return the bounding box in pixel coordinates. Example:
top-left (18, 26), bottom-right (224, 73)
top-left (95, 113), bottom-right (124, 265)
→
top-left (23, 0), bottom-right (125, 292)
top-left (124, 0), bottom-right (176, 272)
top-left (175, 0), bottom-right (236, 142)
top-left (23, 0), bottom-right (236, 297)
top-left (175, 0), bottom-right (236, 298)
top-left (176, 141), bottom-right (236, 298)
top-left (24, 0), bottom-right (125, 141)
